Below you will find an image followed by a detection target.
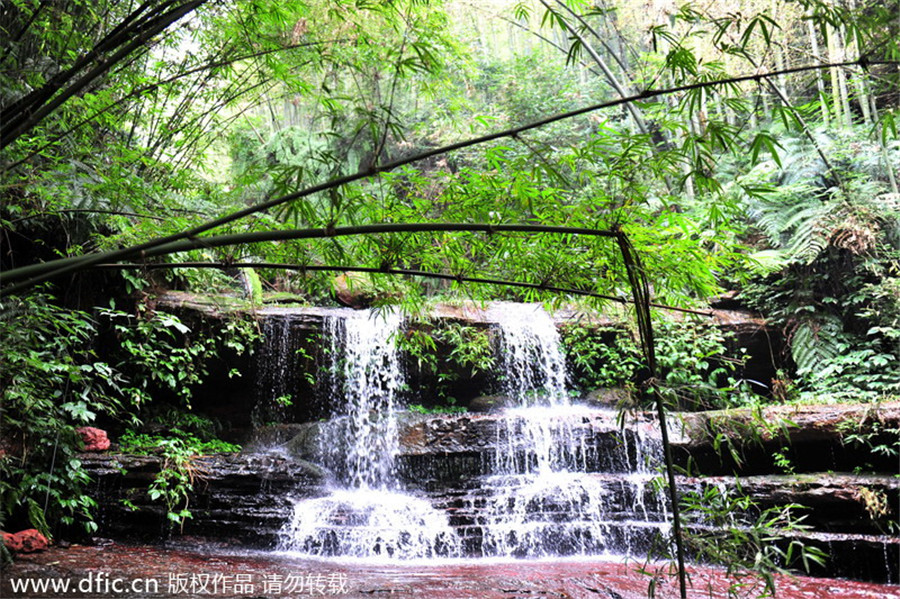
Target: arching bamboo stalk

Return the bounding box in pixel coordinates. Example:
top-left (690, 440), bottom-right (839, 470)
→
top-left (80, 225), bottom-right (690, 598)
top-left (94, 261), bottom-right (714, 317)
top-left (1, 60), bottom-right (890, 297)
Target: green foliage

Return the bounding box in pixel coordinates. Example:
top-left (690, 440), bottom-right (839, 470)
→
top-left (837, 410), bottom-right (900, 475)
top-left (118, 424), bottom-right (240, 530)
top-left (0, 293), bottom-right (127, 536)
top-left (1, 7), bottom-right (898, 590)
top-left (399, 327), bottom-right (440, 373)
top-left (103, 309), bottom-right (208, 407)
top-left (559, 323), bottom-right (641, 390)
top-left (704, 406), bottom-right (798, 469)
top-left (655, 319), bottom-right (750, 411)
top-left (119, 430), bottom-right (241, 457)
top-left (440, 322), bottom-right (496, 375)
top-left (244, 268), bottom-right (264, 307)
top-left (142, 437), bottom-right (198, 530)
top-left (561, 317), bottom-right (751, 411)
top-left (397, 320), bottom-right (495, 404)
top-left (740, 130), bottom-right (900, 401)
top-left (0, 292), bottom-right (255, 537)
top-left (680, 484), bottom-right (827, 597)
top-left (101, 306), bottom-right (259, 408)
top-left (771, 448), bottom-right (795, 475)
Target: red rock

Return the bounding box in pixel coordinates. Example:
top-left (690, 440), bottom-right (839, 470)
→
top-left (3, 529), bottom-right (50, 553)
top-left (76, 426), bottom-right (110, 451)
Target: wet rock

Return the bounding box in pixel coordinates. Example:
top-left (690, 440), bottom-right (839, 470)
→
top-left (396, 411), bottom-right (630, 458)
top-left (76, 403), bottom-right (900, 583)
top-left (583, 388), bottom-right (633, 409)
top-left (82, 452), bottom-right (326, 546)
top-left (247, 423), bottom-right (315, 450)
top-left (467, 395), bottom-right (513, 413)
top-left (278, 423), bottom-right (323, 461)
top-left (680, 473), bottom-right (900, 535)
top-left (669, 401), bottom-right (900, 475)
top-left (333, 272), bottom-right (377, 308)
top-left (4, 542), bottom-right (896, 599)
top-left (3, 529), bottom-right (49, 553)
top-left (76, 426), bottom-right (110, 452)
top-left (399, 414), bottom-right (499, 455)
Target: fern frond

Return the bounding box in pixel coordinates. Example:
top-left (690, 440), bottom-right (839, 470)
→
top-left (783, 202), bottom-right (836, 264)
top-left (791, 316), bottom-right (847, 377)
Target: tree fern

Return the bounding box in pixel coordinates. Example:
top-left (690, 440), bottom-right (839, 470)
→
top-left (781, 200), bottom-right (837, 263)
top-left (790, 316), bottom-right (847, 378)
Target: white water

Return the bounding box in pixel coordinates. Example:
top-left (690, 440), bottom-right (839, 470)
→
top-left (478, 471), bottom-right (611, 557)
top-left (272, 303), bottom-right (668, 561)
top-left (279, 309), bottom-right (460, 558)
top-left (321, 309), bottom-right (405, 489)
top-left (495, 304), bottom-right (568, 407)
top-left (280, 489), bottom-right (459, 559)
top-left (480, 304), bottom-right (667, 558)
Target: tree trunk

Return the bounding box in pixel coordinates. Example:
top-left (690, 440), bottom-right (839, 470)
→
top-left (537, 0), bottom-right (649, 136)
top-left (844, 0), bottom-right (872, 126)
top-left (828, 23), bottom-right (853, 127)
top-left (807, 17), bottom-right (830, 126)
top-left (772, 2), bottom-right (790, 105)
top-left (826, 24), bottom-right (846, 126)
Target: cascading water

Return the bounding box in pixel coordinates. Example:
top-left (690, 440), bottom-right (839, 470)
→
top-left (279, 488), bottom-right (459, 559)
top-left (474, 303), bottom-right (669, 558)
top-left (319, 310), bottom-right (404, 489)
top-left (278, 309), bottom-right (460, 559)
top-left (253, 316), bottom-right (296, 425)
top-left (495, 304), bottom-right (568, 407)
top-left (265, 302), bottom-right (669, 563)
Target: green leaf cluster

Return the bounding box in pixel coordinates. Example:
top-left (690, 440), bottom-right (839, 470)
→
top-left (0, 293), bottom-right (129, 536)
top-left (560, 317), bottom-right (751, 411)
top-left (100, 305), bottom-right (259, 408)
top-left (679, 484), bottom-right (827, 596)
top-left (396, 320), bottom-right (495, 407)
top-left (740, 129), bottom-right (900, 401)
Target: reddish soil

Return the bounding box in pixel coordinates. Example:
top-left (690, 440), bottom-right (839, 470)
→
top-left (2, 542), bottom-right (898, 598)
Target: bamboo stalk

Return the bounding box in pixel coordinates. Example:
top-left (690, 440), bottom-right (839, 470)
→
top-left (1, 60), bottom-right (894, 295)
top-left (616, 234), bottom-right (687, 599)
top-left (1, 1), bottom-right (207, 148)
top-left (93, 261), bottom-right (715, 317)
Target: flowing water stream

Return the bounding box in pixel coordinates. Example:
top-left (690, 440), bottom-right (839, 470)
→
top-left (473, 304), bottom-right (668, 558)
top-left (274, 304), bottom-right (669, 562)
top-left (279, 309), bottom-right (460, 559)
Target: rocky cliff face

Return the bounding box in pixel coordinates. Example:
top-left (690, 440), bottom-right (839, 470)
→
top-left (155, 293), bottom-right (787, 427)
top-left (83, 402), bottom-right (899, 583)
top-left (85, 452), bottom-right (325, 545)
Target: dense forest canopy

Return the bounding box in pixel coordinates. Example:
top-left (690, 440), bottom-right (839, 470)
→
top-left (1, 0), bottom-right (898, 575)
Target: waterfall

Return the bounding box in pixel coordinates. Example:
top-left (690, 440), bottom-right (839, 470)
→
top-left (253, 316), bottom-right (296, 426)
top-left (279, 489), bottom-right (459, 559)
top-left (490, 303), bottom-right (578, 476)
top-left (278, 308), bottom-right (460, 559)
top-left (495, 303), bottom-right (568, 407)
top-left (232, 303), bottom-right (894, 580)
top-left (320, 310), bottom-right (405, 489)
top-left (476, 303), bottom-right (668, 558)
top-left (267, 302), bottom-right (669, 562)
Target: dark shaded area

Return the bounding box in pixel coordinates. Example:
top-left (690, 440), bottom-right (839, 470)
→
top-left (84, 453), bottom-right (324, 546)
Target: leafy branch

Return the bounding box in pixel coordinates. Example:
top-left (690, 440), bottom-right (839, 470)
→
top-left (2, 59), bottom-right (894, 296)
